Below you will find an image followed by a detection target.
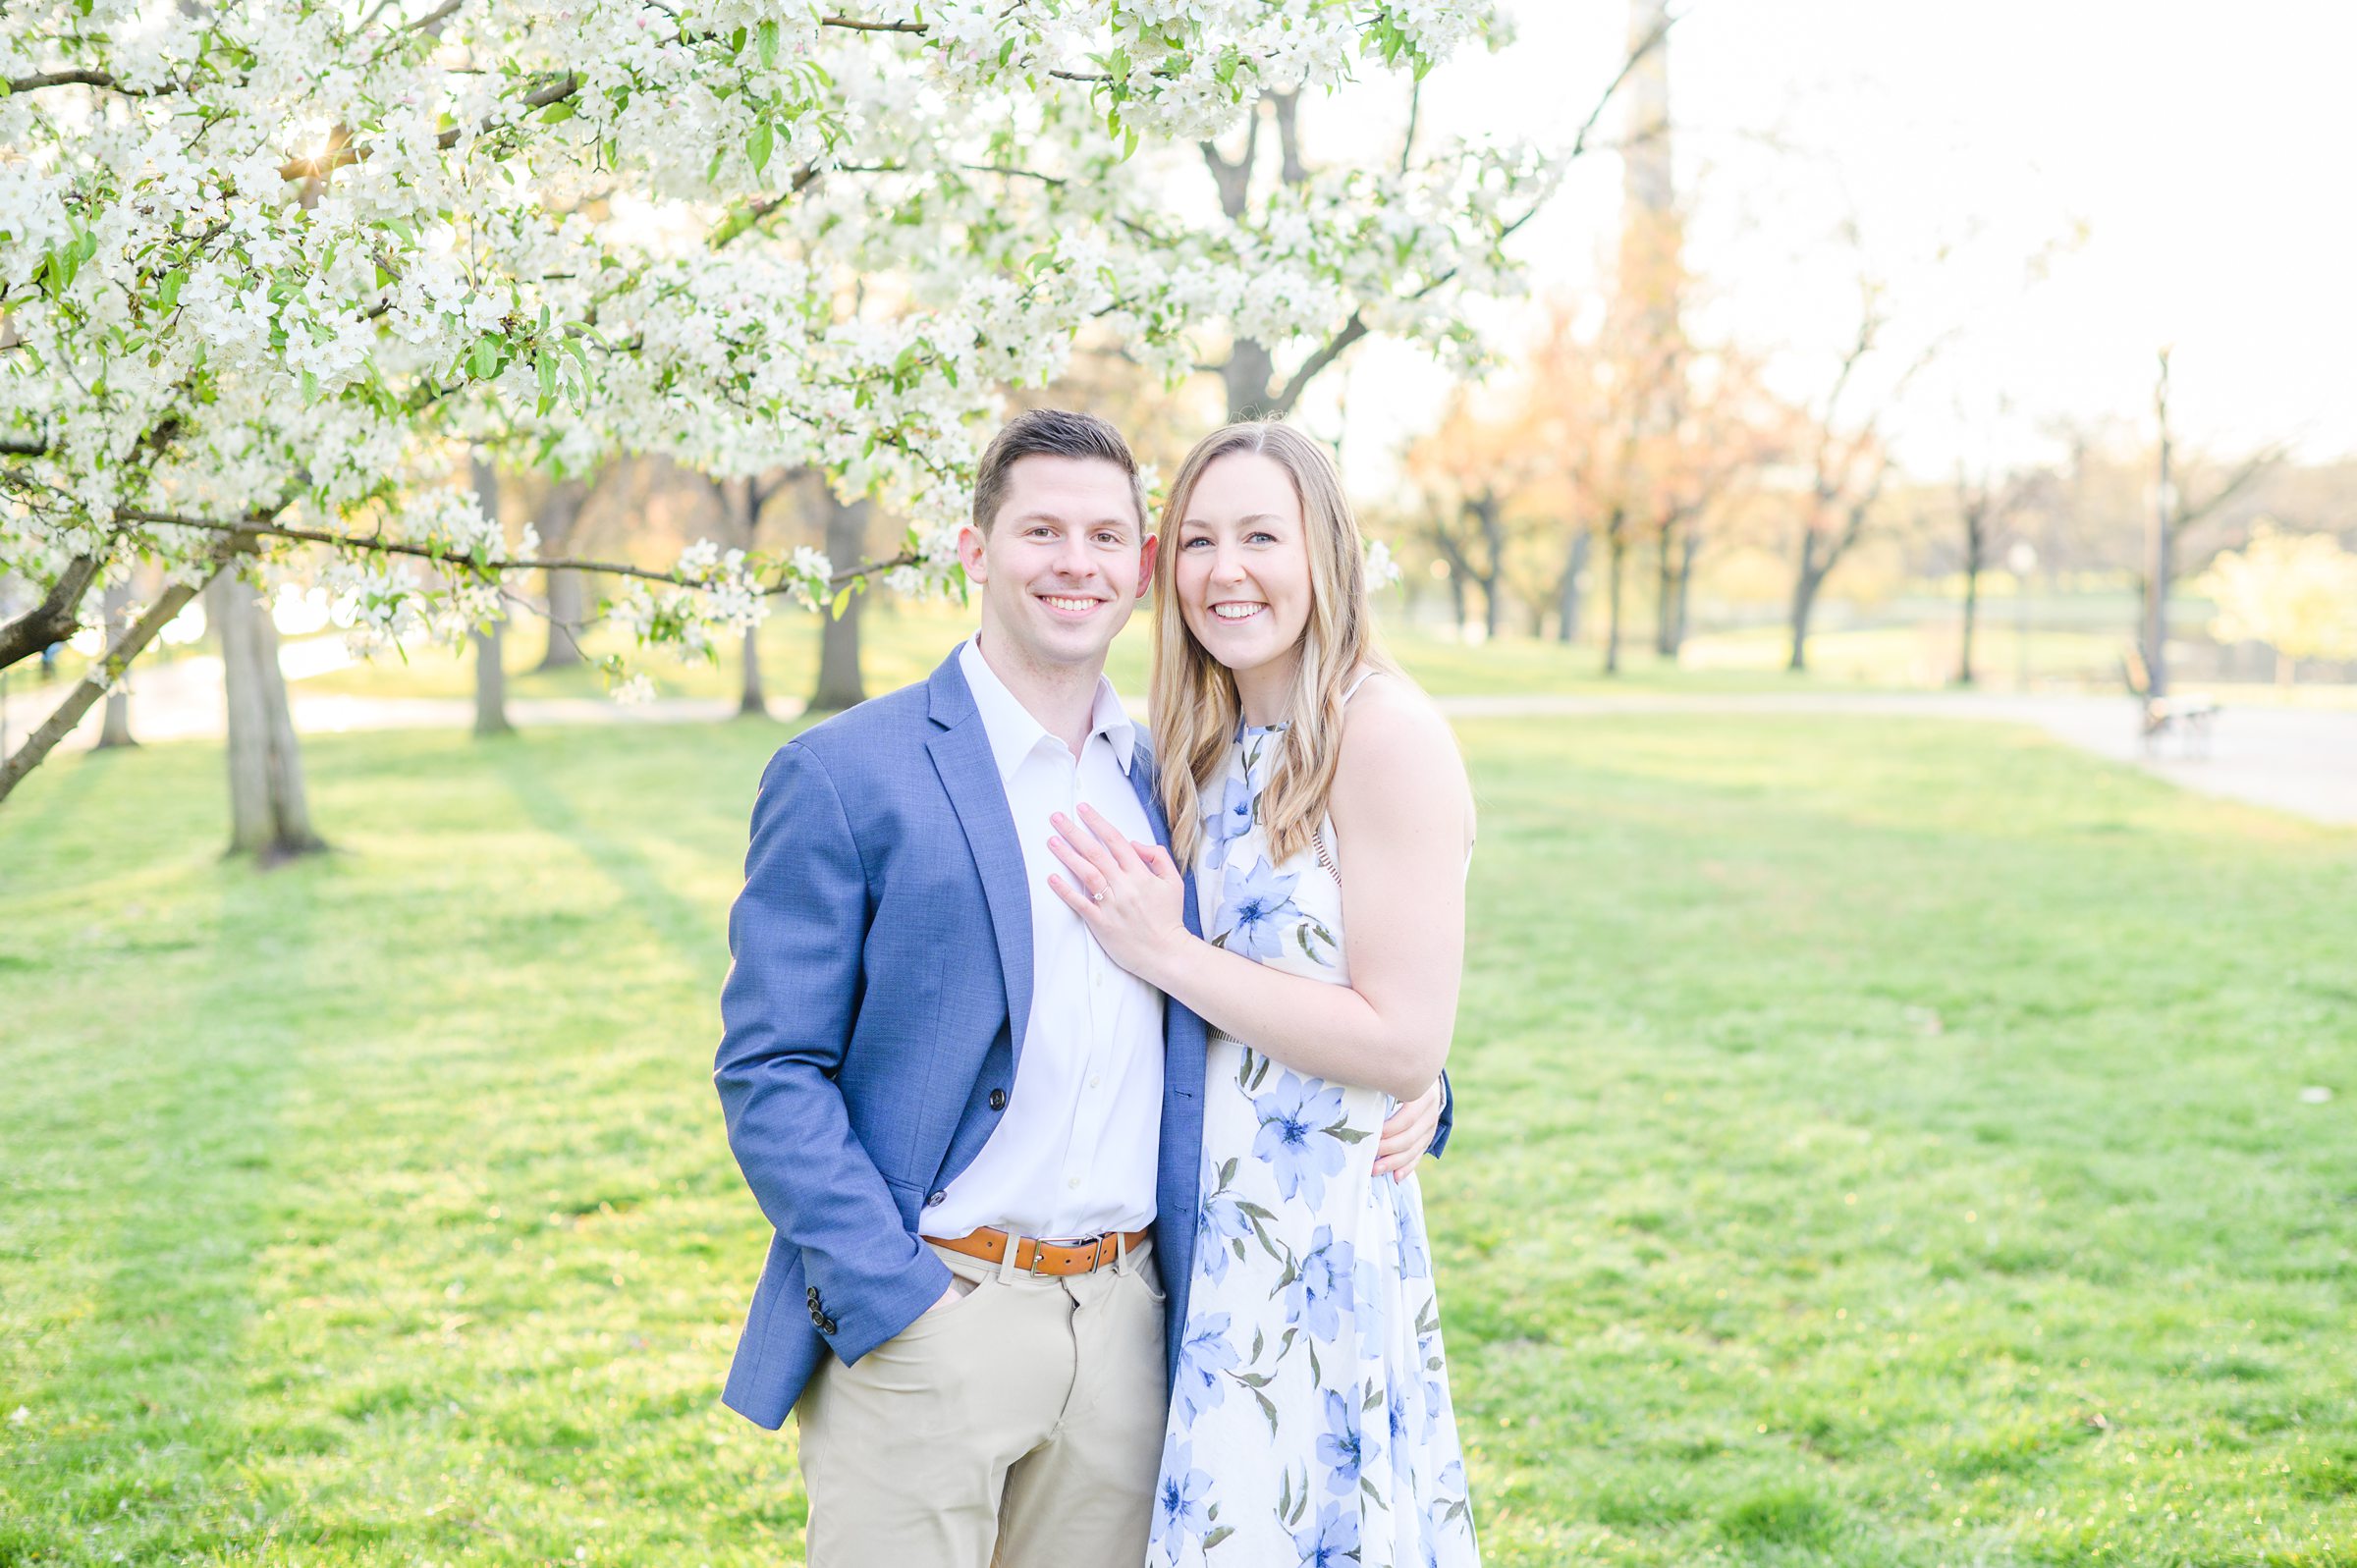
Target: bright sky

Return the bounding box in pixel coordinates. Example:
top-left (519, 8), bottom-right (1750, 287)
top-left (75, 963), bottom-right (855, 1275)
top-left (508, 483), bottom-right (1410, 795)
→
top-left (1314, 0), bottom-right (2357, 491)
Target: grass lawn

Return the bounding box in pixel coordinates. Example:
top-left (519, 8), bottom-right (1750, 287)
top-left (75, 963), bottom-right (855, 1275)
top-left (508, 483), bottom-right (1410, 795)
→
top-left (1, 711), bottom-right (2352, 1565)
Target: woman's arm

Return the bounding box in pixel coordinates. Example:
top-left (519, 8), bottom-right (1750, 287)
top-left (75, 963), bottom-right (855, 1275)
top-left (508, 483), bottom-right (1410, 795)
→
top-left (1047, 682), bottom-right (1471, 1105)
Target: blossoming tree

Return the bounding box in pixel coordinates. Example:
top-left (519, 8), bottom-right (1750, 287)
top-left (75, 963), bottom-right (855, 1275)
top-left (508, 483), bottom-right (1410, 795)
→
top-left (1, 0), bottom-right (1506, 805)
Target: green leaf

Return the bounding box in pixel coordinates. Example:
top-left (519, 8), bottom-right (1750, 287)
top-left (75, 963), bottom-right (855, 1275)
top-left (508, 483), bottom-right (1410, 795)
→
top-left (154, 269), bottom-right (186, 311)
top-left (757, 18), bottom-right (780, 68)
top-left (538, 98), bottom-right (577, 124)
top-left (747, 120), bottom-right (774, 176)
top-left (466, 335), bottom-right (501, 380)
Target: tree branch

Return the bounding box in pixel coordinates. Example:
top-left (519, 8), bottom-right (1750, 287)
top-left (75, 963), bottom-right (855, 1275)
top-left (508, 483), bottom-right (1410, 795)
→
top-left (1567, 4), bottom-right (1681, 162)
top-left (4, 67), bottom-right (185, 95)
top-left (0, 535), bottom-right (247, 805)
top-left (279, 71), bottom-right (579, 180)
top-left (401, 0), bottom-right (466, 35)
top-left (117, 509), bottom-right (915, 596)
top-left (1267, 312), bottom-right (1367, 417)
top-left (820, 14), bottom-right (928, 30)
top-left (0, 555), bottom-right (104, 673)
top-left (2179, 447), bottom-right (2283, 530)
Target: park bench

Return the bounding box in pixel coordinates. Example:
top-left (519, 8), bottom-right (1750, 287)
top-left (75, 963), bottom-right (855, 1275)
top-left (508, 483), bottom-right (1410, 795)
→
top-left (2119, 647), bottom-right (2219, 758)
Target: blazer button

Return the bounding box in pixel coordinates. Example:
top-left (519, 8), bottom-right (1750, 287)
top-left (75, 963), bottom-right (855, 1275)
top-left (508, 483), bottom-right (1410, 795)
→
top-left (819, 1316), bottom-right (839, 1334)
top-left (806, 1286), bottom-right (820, 1305)
top-left (988, 1089), bottom-right (1009, 1111)
top-left (926, 1190), bottom-right (947, 1207)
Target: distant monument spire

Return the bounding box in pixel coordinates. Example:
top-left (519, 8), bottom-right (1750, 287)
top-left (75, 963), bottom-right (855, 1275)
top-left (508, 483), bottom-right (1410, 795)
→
top-left (1617, 0), bottom-right (1683, 351)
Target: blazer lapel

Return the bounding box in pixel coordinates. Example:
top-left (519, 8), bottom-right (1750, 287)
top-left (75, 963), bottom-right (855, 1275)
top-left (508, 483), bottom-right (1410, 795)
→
top-left (925, 654), bottom-right (1035, 1062)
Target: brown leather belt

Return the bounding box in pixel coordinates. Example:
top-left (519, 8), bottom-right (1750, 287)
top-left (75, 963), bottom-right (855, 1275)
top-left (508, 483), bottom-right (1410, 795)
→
top-left (923, 1224), bottom-right (1150, 1276)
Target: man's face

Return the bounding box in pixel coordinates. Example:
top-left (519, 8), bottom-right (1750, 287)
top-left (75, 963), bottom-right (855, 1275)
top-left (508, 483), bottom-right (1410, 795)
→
top-left (959, 454), bottom-right (1157, 675)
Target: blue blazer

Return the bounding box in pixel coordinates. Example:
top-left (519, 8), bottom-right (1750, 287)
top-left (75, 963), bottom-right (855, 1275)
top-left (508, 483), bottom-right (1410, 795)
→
top-left (715, 649), bottom-right (1450, 1429)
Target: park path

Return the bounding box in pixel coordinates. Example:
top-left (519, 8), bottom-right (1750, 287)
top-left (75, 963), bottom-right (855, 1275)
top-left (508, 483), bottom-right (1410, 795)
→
top-left (9, 644), bottom-right (2353, 827)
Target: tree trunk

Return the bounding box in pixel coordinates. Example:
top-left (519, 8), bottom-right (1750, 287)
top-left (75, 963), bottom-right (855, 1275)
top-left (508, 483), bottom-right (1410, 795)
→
top-left (736, 624), bottom-right (766, 717)
top-left (1458, 493), bottom-right (1507, 640)
top-left (1652, 520), bottom-right (1678, 657)
top-left (1223, 339), bottom-right (1277, 422)
top-left (206, 570), bottom-right (325, 862)
top-left (535, 476), bottom-right (591, 671)
top-left (1667, 524), bottom-right (1700, 657)
top-left (1555, 529), bottom-right (1590, 644)
top-left (472, 615), bottom-right (512, 734)
top-left (93, 578), bottom-right (137, 749)
top-left (809, 493), bottom-right (872, 713)
top-left (1787, 532), bottom-right (1823, 674)
top-left (1955, 556), bottom-right (1981, 686)
top-left (2144, 351), bottom-right (2174, 701)
top-left (714, 476), bottom-right (770, 717)
top-left (1605, 534), bottom-right (1626, 675)
top-left (470, 456), bottom-right (513, 736)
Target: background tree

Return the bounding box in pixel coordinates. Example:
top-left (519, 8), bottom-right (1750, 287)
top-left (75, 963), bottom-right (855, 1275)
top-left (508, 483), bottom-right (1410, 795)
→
top-left (205, 563), bottom-right (325, 863)
top-left (469, 454), bottom-right (513, 738)
top-left (1782, 275), bottom-right (1934, 673)
top-left (2196, 522), bottom-right (2357, 685)
top-left (1947, 461), bottom-right (2037, 687)
top-left (531, 473), bottom-right (597, 672)
top-left (2142, 349), bottom-right (2279, 698)
top-left (92, 578), bottom-right (137, 750)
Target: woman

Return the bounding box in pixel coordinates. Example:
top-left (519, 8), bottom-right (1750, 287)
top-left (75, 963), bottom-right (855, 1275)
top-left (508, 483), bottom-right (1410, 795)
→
top-left (1043, 421), bottom-right (1479, 1567)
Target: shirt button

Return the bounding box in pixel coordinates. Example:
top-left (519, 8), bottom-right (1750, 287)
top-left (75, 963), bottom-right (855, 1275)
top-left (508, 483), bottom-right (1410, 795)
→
top-left (1067, 1176), bottom-right (1080, 1190)
top-left (1088, 1075), bottom-right (1101, 1089)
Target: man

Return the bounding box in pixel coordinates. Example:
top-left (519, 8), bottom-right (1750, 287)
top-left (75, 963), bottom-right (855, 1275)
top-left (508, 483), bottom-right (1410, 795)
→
top-left (714, 408), bottom-right (1450, 1566)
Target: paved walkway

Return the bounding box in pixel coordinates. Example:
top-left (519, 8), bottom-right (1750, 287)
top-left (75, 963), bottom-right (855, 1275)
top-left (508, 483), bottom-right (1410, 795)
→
top-left (9, 648), bottom-right (2353, 827)
top-left (1434, 691), bottom-right (2357, 827)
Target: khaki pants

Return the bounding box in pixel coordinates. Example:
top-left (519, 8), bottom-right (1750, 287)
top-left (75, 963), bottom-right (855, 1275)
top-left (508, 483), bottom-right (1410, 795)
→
top-left (796, 1238), bottom-right (1168, 1568)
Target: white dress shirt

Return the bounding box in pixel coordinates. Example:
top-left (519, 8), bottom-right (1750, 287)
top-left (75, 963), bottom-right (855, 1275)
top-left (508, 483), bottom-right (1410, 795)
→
top-left (924, 636), bottom-right (1167, 1243)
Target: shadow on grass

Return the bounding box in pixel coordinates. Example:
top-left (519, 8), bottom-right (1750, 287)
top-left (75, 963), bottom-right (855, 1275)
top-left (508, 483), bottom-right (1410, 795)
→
top-left (477, 733), bottom-right (728, 977)
top-left (5, 853), bottom-right (324, 1561)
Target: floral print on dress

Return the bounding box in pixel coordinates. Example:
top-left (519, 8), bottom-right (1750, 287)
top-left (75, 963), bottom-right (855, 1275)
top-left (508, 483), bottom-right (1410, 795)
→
top-left (1146, 715), bottom-right (1478, 1568)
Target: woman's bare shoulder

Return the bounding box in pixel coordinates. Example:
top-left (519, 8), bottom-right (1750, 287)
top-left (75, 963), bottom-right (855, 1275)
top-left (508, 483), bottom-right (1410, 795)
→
top-left (1333, 672), bottom-right (1468, 813)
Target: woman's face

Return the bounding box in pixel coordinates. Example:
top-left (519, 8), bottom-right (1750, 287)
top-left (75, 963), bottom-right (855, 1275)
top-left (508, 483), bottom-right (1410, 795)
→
top-left (1174, 451), bottom-right (1315, 678)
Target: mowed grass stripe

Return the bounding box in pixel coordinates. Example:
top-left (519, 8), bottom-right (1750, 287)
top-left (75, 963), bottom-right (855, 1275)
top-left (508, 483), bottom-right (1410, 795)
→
top-left (1, 715), bottom-right (2350, 1565)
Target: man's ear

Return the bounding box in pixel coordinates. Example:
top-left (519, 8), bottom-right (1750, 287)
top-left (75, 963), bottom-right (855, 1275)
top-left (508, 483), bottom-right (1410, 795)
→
top-left (958, 521), bottom-right (988, 584)
top-left (1133, 532), bottom-right (1158, 600)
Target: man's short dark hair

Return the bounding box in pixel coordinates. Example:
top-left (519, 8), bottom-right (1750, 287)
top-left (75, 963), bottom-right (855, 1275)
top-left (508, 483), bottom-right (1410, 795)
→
top-left (972, 408), bottom-right (1146, 534)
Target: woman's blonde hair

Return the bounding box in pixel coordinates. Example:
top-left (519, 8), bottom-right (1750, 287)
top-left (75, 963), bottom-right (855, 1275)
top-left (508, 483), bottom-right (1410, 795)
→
top-left (1152, 421), bottom-right (1397, 870)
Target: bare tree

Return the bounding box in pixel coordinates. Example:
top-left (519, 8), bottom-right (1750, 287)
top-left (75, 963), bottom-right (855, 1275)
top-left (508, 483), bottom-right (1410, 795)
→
top-left (1784, 279), bottom-right (1935, 674)
top-left (2142, 349), bottom-right (2278, 698)
top-left (1425, 490), bottom-right (1510, 640)
top-left (707, 468), bottom-right (799, 717)
top-left (1194, 16), bottom-right (1675, 423)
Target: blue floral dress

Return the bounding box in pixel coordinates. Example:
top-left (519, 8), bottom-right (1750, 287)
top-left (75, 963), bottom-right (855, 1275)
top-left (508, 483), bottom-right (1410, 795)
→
top-left (1149, 708), bottom-right (1478, 1568)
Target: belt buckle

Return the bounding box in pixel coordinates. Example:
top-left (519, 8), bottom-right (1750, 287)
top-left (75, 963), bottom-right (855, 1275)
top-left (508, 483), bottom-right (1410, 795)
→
top-left (1024, 1236), bottom-right (1052, 1275)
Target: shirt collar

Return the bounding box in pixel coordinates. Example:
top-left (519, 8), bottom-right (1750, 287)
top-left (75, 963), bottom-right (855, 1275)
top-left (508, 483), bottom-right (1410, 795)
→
top-left (959, 635), bottom-right (1135, 781)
